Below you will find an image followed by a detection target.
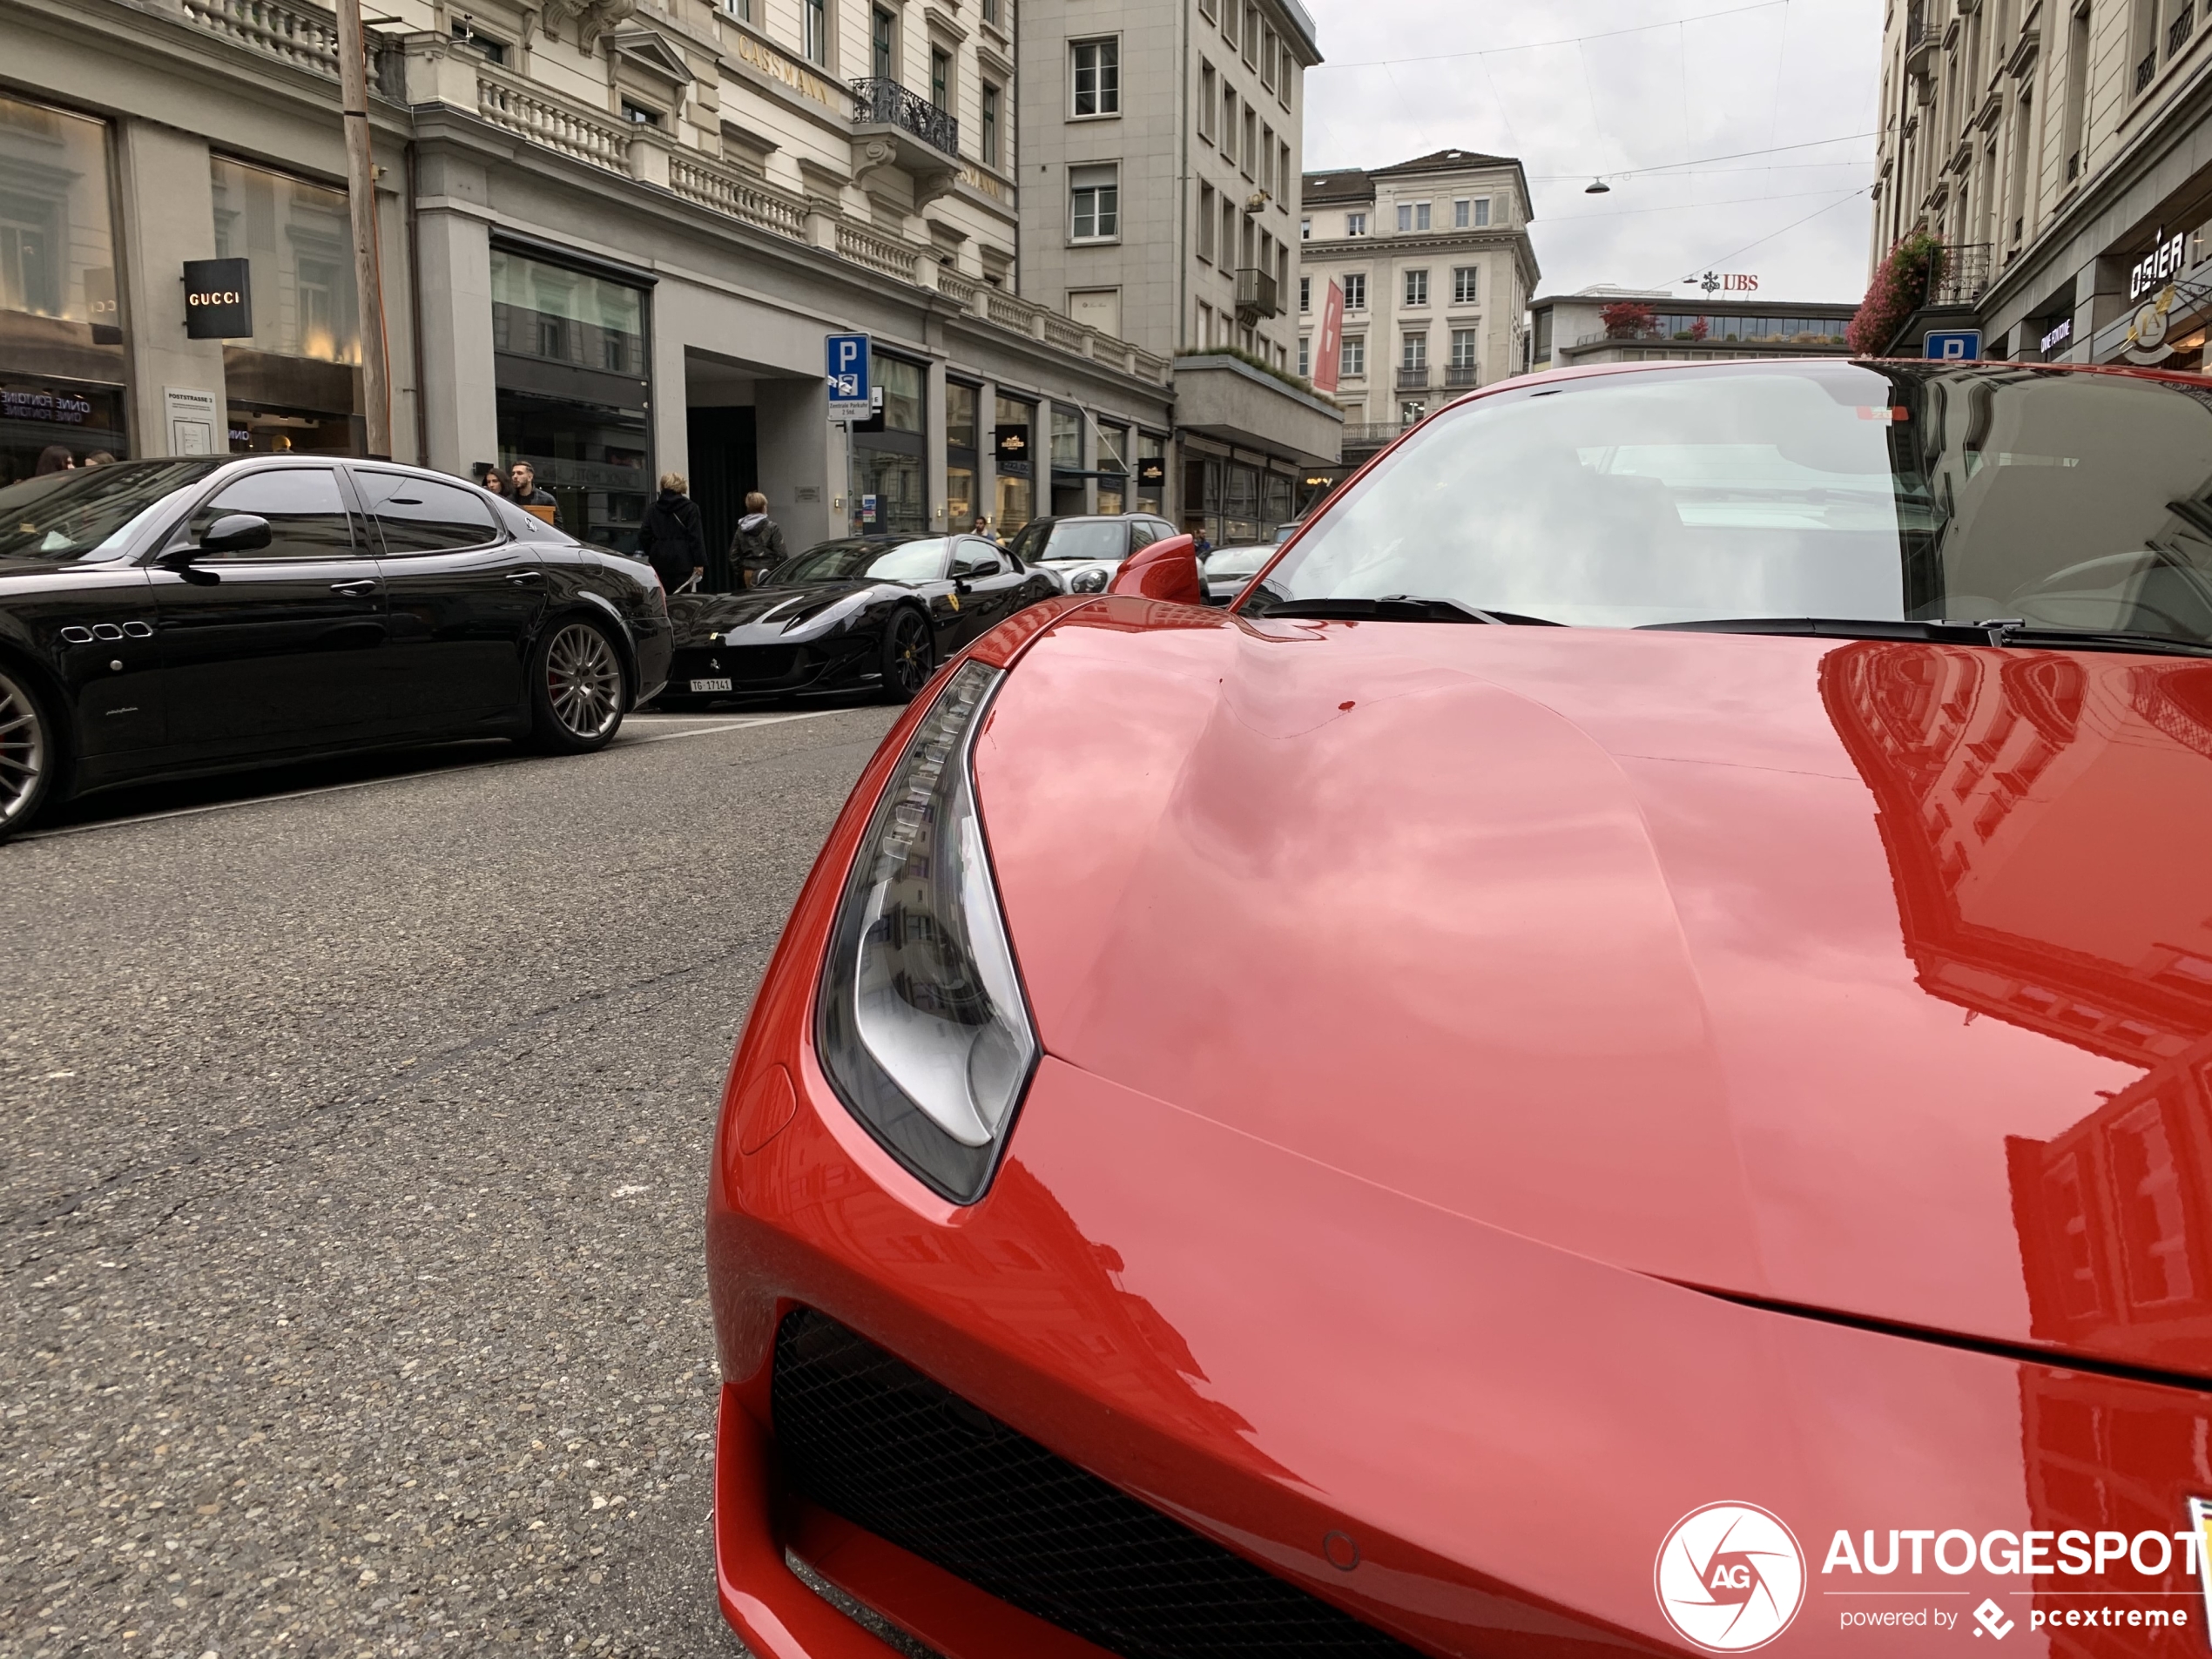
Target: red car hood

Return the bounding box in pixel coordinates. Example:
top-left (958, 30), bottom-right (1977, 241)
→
top-left (974, 603), bottom-right (2212, 1383)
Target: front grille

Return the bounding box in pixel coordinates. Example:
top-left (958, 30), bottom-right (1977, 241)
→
top-left (674, 645), bottom-right (799, 683)
top-left (773, 1310), bottom-right (1425, 1659)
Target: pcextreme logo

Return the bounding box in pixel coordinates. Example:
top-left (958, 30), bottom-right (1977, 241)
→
top-left (1656, 1502), bottom-right (1807, 1652)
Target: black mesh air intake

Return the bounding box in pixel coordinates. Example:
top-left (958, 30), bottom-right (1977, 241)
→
top-left (772, 1308), bottom-right (1426, 1659)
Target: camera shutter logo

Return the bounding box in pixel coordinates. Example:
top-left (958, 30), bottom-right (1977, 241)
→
top-left (1654, 1502), bottom-right (1805, 1652)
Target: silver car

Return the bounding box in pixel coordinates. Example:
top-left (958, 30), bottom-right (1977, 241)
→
top-left (1006, 514), bottom-right (1181, 595)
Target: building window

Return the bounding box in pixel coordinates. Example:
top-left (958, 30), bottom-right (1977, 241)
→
top-left (1199, 63), bottom-right (1217, 140)
top-left (1261, 24), bottom-right (1278, 88)
top-left (1243, 109), bottom-right (1258, 176)
top-left (1404, 269), bottom-right (1428, 306)
top-left (1345, 212), bottom-right (1367, 237)
top-left (1223, 0), bottom-right (1238, 49)
top-left (1244, 3), bottom-right (1260, 65)
top-left (1197, 0), bottom-right (1215, 18)
top-left (1301, 215), bottom-right (1311, 240)
top-left (1452, 266), bottom-right (1478, 304)
top-left (1261, 124), bottom-right (1275, 192)
top-left (1395, 201), bottom-right (1431, 233)
top-left (1072, 38), bottom-right (1120, 116)
top-left (805, 0), bottom-right (828, 66)
top-left (1476, 197), bottom-right (1493, 226)
top-left (931, 46), bottom-right (951, 110)
top-left (1453, 198), bottom-right (1469, 228)
top-left (1070, 165), bottom-right (1120, 240)
top-left (1279, 142), bottom-right (1291, 199)
top-left (981, 0), bottom-right (999, 23)
top-left (1198, 184), bottom-right (1217, 261)
top-left (1451, 328), bottom-right (1479, 369)
top-left (1299, 274), bottom-right (1312, 312)
top-left (450, 18), bottom-right (509, 63)
top-left (872, 7), bottom-right (894, 78)
top-left (1342, 272), bottom-right (1366, 310)
top-left (1222, 89), bottom-right (1237, 163)
top-left (1298, 334), bottom-right (1310, 376)
top-left (621, 100), bottom-right (663, 126)
top-left (1401, 332), bottom-right (1427, 369)
top-left (981, 84), bottom-right (1001, 165)
top-left (1340, 334), bottom-right (1365, 378)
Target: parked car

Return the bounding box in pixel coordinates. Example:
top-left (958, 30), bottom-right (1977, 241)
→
top-left (705, 356), bottom-right (2212, 1656)
top-left (1007, 512), bottom-right (1180, 595)
top-left (0, 456), bottom-right (670, 840)
top-left (656, 531), bottom-right (1059, 709)
top-left (1198, 541), bottom-right (1278, 605)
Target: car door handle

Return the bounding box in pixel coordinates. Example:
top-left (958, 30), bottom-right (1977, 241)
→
top-left (330, 578), bottom-right (379, 597)
top-left (505, 570), bottom-right (546, 585)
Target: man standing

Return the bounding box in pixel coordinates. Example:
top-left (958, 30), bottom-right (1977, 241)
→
top-left (970, 514), bottom-right (999, 544)
top-left (639, 473), bottom-right (708, 593)
top-left (732, 492), bottom-right (789, 588)
top-left (507, 461), bottom-right (561, 528)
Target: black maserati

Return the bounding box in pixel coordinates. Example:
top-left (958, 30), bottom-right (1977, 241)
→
top-left (657, 531), bottom-right (1059, 709)
top-left (0, 456), bottom-right (672, 840)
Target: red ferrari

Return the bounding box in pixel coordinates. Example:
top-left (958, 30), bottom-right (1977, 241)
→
top-left (707, 359), bottom-right (2212, 1656)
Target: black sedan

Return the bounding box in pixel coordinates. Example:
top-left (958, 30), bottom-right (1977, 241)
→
top-left (657, 532), bottom-right (1058, 708)
top-left (0, 456), bottom-right (671, 840)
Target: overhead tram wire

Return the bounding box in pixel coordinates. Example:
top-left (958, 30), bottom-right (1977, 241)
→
top-left (1527, 132), bottom-right (1877, 183)
top-left (1663, 184), bottom-right (1873, 285)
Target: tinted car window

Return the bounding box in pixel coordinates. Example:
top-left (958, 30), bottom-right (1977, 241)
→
top-left (358, 471), bottom-right (501, 553)
top-left (186, 469), bottom-right (354, 561)
top-left (779, 538), bottom-right (952, 583)
top-left (1129, 521), bottom-right (1157, 550)
top-left (953, 538), bottom-right (1003, 576)
top-left (1251, 361), bottom-right (2212, 643)
top-left (0, 460), bottom-right (226, 563)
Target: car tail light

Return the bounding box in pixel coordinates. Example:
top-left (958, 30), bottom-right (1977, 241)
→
top-left (815, 661), bottom-right (1038, 1203)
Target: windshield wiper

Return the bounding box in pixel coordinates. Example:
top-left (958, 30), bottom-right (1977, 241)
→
top-left (1986, 624), bottom-right (2212, 658)
top-left (1261, 597), bottom-right (1562, 625)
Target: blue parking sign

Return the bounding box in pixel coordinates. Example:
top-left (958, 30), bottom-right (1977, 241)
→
top-left (826, 333), bottom-right (870, 416)
top-left (1925, 329), bottom-right (1981, 362)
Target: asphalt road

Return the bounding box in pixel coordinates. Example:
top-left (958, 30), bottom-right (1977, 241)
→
top-left (0, 704), bottom-right (904, 1659)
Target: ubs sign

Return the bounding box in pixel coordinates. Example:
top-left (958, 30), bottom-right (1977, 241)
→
top-left (182, 258), bottom-right (253, 340)
top-left (2129, 227), bottom-right (2188, 301)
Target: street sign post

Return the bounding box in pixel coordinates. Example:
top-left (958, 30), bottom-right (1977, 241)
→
top-left (1925, 329), bottom-right (1982, 362)
top-left (826, 333), bottom-right (871, 417)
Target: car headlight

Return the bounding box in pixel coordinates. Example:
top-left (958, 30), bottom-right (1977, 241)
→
top-left (1069, 567), bottom-right (1109, 593)
top-left (815, 661), bottom-right (1038, 1203)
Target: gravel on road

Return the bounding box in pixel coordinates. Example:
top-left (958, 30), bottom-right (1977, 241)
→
top-left (0, 705), bottom-right (901, 1659)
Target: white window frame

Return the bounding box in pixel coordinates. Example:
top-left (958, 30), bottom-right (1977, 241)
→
top-left (1401, 331), bottom-right (1427, 370)
top-left (1341, 272), bottom-right (1367, 311)
top-left (1070, 164), bottom-right (1121, 242)
top-left (1345, 212), bottom-right (1367, 237)
top-left (1340, 334), bottom-right (1366, 378)
top-left (1452, 266), bottom-right (1477, 305)
top-left (1450, 327), bottom-right (1480, 369)
top-left (1453, 198), bottom-right (1470, 228)
top-left (1404, 268), bottom-right (1428, 307)
top-left (1298, 273), bottom-right (1311, 312)
top-left (1071, 37), bottom-right (1121, 118)
top-left (804, 0), bottom-right (830, 67)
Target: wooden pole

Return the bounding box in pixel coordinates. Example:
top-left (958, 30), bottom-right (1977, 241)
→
top-left (335, 0), bottom-right (394, 459)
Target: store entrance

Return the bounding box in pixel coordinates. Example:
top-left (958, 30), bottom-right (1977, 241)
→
top-left (687, 406), bottom-right (757, 590)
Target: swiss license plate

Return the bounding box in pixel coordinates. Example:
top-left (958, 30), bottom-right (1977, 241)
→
top-left (689, 678), bottom-right (734, 693)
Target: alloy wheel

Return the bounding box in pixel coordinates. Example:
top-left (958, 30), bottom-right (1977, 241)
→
top-left (545, 623), bottom-right (624, 740)
top-left (0, 668), bottom-right (45, 832)
top-left (889, 613), bottom-right (931, 698)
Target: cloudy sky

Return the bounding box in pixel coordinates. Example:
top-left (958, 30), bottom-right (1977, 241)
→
top-left (1300, 0), bottom-right (1884, 305)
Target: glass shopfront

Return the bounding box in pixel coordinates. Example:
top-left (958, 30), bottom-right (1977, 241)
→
top-left (1096, 420), bottom-right (1129, 516)
top-left (1049, 402), bottom-right (1084, 516)
top-left (211, 157), bottom-right (364, 455)
top-left (946, 380), bottom-right (978, 529)
top-left (1182, 450), bottom-right (1264, 546)
top-left (994, 394), bottom-right (1034, 533)
top-left (0, 94), bottom-right (130, 483)
top-left (491, 246), bottom-right (651, 550)
top-left (848, 354), bottom-right (926, 535)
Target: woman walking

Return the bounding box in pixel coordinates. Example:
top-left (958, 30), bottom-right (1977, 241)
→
top-left (638, 473), bottom-right (708, 593)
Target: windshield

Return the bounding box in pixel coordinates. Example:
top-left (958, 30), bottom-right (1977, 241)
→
top-left (1245, 362), bottom-right (2212, 647)
top-left (0, 460), bottom-right (227, 562)
top-left (1023, 521), bottom-right (1129, 563)
top-left (778, 538), bottom-right (950, 584)
top-left (1206, 544), bottom-right (1278, 579)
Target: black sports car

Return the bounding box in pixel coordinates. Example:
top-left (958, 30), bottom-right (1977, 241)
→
top-left (657, 531), bottom-right (1059, 708)
top-left (0, 456), bottom-right (672, 841)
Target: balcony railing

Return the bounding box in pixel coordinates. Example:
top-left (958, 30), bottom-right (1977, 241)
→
top-left (849, 78), bottom-right (960, 158)
top-left (2173, 3), bottom-right (2195, 57)
top-left (1445, 364), bottom-right (1480, 387)
top-left (1342, 421), bottom-right (1419, 446)
top-left (1928, 241), bottom-right (1993, 305)
top-left (1396, 366), bottom-right (1431, 390)
top-left (1235, 266), bottom-right (1280, 320)
top-left (2138, 46), bottom-right (2159, 91)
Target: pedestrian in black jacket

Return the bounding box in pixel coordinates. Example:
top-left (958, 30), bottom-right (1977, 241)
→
top-left (506, 461), bottom-right (561, 528)
top-left (732, 492), bottom-right (790, 589)
top-left (639, 473), bottom-right (707, 592)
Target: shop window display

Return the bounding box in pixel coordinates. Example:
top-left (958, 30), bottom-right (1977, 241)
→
top-left (0, 95), bottom-right (129, 483)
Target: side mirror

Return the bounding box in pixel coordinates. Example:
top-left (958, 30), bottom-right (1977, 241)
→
top-left (950, 559), bottom-right (980, 581)
top-left (1106, 533), bottom-right (1204, 605)
top-left (179, 513), bottom-right (273, 559)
